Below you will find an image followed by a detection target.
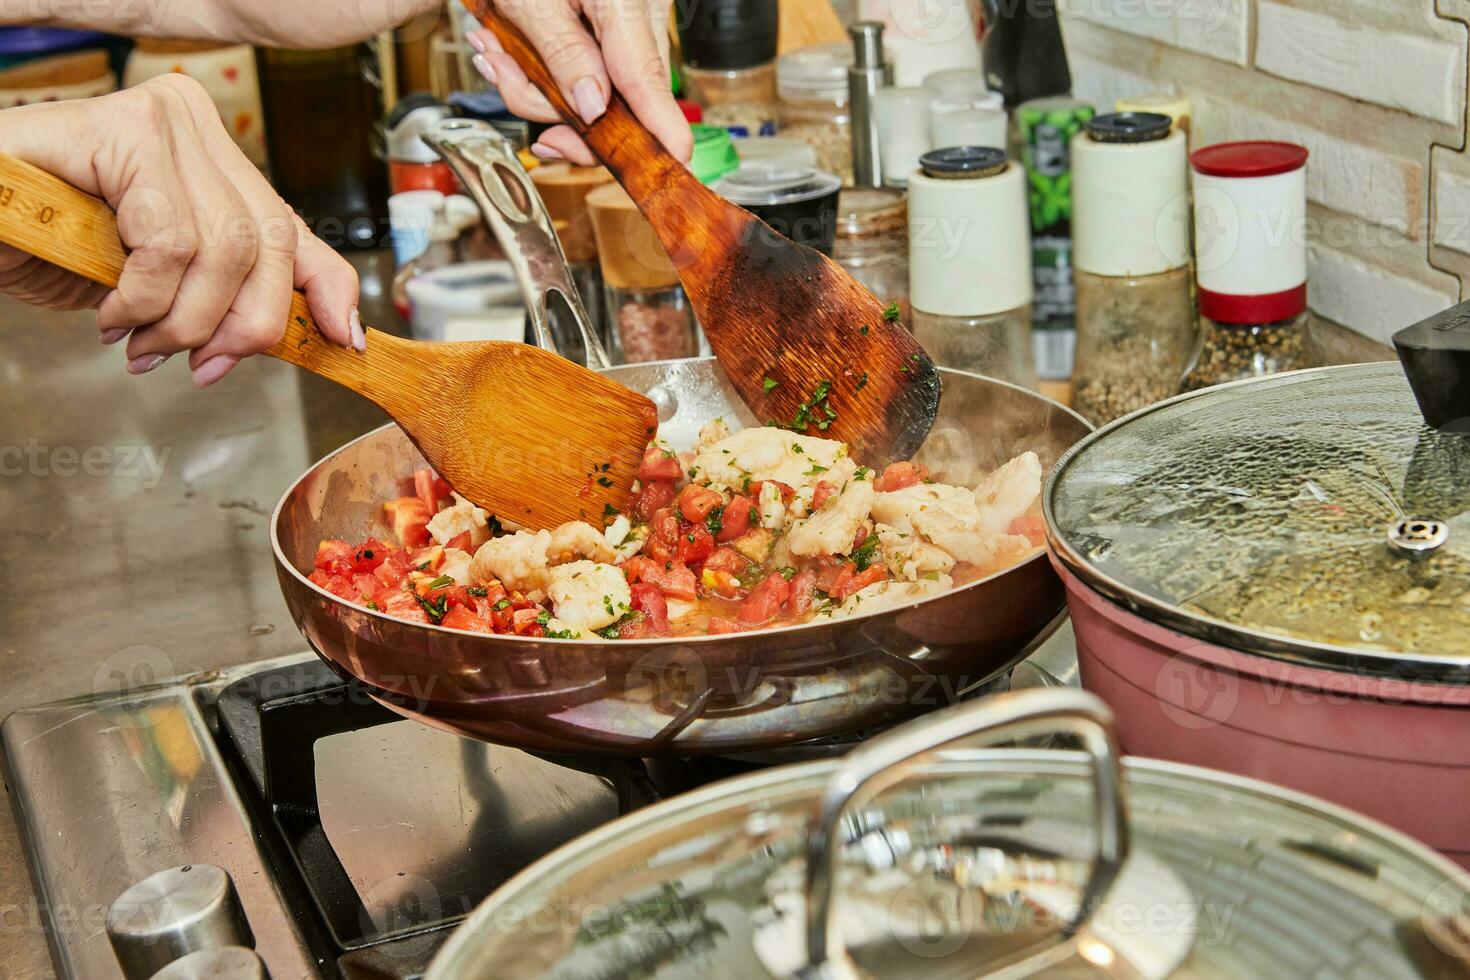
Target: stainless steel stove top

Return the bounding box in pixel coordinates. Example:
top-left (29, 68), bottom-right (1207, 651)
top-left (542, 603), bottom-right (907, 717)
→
top-left (1, 627), bottom-right (1077, 980)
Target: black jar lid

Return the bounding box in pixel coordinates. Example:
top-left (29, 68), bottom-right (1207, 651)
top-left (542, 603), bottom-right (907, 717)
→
top-left (1086, 111), bottom-right (1172, 144)
top-left (675, 0), bottom-right (779, 71)
top-left (919, 145), bottom-right (1009, 179)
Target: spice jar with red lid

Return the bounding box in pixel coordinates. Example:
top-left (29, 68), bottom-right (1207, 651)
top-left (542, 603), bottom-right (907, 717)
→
top-left (1185, 140), bottom-right (1312, 389)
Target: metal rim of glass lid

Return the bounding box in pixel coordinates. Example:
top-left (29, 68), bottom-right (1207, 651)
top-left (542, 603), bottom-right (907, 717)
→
top-left (1045, 362), bottom-right (1470, 680)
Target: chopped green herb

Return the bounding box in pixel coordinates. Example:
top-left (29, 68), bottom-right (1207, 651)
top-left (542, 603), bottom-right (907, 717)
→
top-left (860, 325), bottom-right (869, 336)
top-left (494, 599), bottom-right (512, 611)
top-left (851, 533), bottom-right (880, 572)
top-left (856, 372), bottom-right (868, 391)
top-left (596, 476), bottom-right (614, 488)
top-left (412, 591), bottom-right (448, 623)
top-left (883, 302), bottom-right (901, 322)
top-left (545, 627), bottom-right (579, 639)
top-left (853, 466), bottom-right (872, 481)
top-left (763, 376), bottom-right (779, 393)
top-left (603, 595), bottom-right (615, 616)
top-left (603, 503), bottom-right (620, 518)
top-left (486, 515), bottom-right (505, 536)
top-left (536, 609), bottom-right (551, 625)
top-left (596, 624), bottom-right (622, 639)
top-left (467, 586), bottom-right (489, 597)
top-left (366, 600), bottom-right (379, 611)
top-left (792, 444), bottom-right (805, 454)
top-left (740, 474), bottom-right (752, 493)
top-left (778, 566), bottom-right (797, 580)
top-left (686, 533), bottom-right (696, 543)
top-left (705, 506), bottom-right (724, 537)
top-left (664, 561), bottom-right (673, 571)
top-left (427, 574), bottom-right (454, 590)
top-left (748, 507), bottom-right (758, 523)
top-left (804, 463), bottom-right (829, 477)
top-left (417, 561), bottom-right (432, 571)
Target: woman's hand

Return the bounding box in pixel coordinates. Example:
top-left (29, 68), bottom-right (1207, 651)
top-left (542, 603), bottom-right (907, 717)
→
top-left (466, 0), bottom-right (691, 167)
top-left (0, 74), bottom-right (361, 386)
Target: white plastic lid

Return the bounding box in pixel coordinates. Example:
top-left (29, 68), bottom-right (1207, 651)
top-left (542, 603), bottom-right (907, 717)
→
top-left (777, 43), bottom-right (852, 102)
top-left (1073, 124), bottom-right (1190, 277)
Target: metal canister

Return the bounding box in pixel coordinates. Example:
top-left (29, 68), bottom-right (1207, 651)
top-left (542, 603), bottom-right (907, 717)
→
top-left (1015, 95), bottom-right (1095, 386)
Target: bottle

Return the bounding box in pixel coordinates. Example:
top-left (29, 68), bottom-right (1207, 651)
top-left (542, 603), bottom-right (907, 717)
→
top-left (1185, 141), bottom-right (1312, 389)
top-left (874, 86), bottom-right (934, 188)
top-left (834, 187), bottom-right (909, 313)
top-left (1014, 95), bottom-right (1095, 389)
top-left (981, 0), bottom-right (1072, 110)
top-left (711, 165), bottom-right (843, 255)
top-left (1070, 113), bottom-right (1196, 423)
top-left (777, 43), bottom-right (855, 182)
top-left (675, 0), bottom-right (780, 138)
top-left (908, 146), bottom-right (1036, 389)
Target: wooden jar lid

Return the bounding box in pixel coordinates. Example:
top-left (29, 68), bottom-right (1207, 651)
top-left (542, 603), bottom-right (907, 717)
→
top-left (586, 182), bottom-right (680, 291)
top-left (530, 163), bottom-right (613, 264)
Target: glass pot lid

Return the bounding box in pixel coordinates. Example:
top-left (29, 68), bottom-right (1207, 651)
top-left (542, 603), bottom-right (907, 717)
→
top-left (427, 691), bottom-right (1469, 980)
top-left (1046, 362), bottom-right (1470, 679)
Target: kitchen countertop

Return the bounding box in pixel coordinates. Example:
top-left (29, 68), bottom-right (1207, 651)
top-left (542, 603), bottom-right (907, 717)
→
top-left (0, 251), bottom-right (403, 979)
top-left (0, 256), bottom-right (1391, 977)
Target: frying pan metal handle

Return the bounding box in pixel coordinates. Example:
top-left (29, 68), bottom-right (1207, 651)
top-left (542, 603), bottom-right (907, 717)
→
top-left (801, 688), bottom-right (1130, 977)
top-left (422, 119), bottom-right (611, 371)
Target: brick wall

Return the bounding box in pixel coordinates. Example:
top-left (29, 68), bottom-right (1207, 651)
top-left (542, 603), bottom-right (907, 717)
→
top-left (1058, 0), bottom-right (1470, 350)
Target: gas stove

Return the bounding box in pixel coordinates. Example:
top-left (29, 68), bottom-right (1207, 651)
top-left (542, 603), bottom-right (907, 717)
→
top-left (2, 632), bottom-right (1075, 980)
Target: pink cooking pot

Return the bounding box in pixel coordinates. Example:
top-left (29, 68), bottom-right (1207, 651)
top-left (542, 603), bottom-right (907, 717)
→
top-left (1044, 353), bottom-right (1470, 868)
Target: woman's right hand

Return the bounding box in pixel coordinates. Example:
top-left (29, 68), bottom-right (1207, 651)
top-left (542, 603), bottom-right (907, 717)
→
top-left (0, 73), bottom-right (362, 387)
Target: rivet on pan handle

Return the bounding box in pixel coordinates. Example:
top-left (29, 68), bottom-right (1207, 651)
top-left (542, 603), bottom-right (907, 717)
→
top-left (422, 119), bottom-right (611, 371)
top-left (801, 688), bottom-right (1130, 978)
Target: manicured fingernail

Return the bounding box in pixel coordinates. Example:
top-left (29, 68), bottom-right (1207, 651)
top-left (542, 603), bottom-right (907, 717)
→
top-left (127, 353), bottom-right (169, 375)
top-left (464, 30), bottom-right (486, 54)
top-left (573, 76), bottom-right (606, 124)
top-left (100, 328), bottom-right (129, 345)
top-left (349, 306), bottom-right (366, 353)
top-left (191, 354), bottom-right (238, 388)
top-left (531, 143), bottom-right (563, 160)
top-left (473, 54), bottom-right (496, 85)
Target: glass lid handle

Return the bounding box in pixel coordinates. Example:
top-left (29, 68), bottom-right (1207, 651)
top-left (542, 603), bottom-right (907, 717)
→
top-left (800, 688), bottom-right (1130, 978)
top-left (1393, 299), bottom-right (1470, 433)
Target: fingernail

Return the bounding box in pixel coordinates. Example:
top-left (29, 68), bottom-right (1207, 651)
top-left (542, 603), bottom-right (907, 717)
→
top-left (473, 54), bottom-right (496, 85)
top-left (127, 353), bottom-right (169, 375)
top-left (350, 306), bottom-right (366, 353)
top-left (573, 76), bottom-right (606, 125)
top-left (99, 328), bottom-right (129, 345)
top-left (531, 143), bottom-right (563, 160)
top-left (464, 30), bottom-right (486, 54)
top-left (191, 354), bottom-right (238, 388)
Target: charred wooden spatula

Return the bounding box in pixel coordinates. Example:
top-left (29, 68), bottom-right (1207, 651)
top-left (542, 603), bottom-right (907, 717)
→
top-left (0, 151), bottom-right (654, 529)
top-left (468, 4), bottom-right (941, 462)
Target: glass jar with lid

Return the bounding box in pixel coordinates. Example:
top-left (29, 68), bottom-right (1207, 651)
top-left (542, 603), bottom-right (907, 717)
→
top-left (676, 0), bottom-right (780, 138)
top-left (1070, 112), bottom-right (1197, 423)
top-left (776, 43), bottom-right (854, 182)
top-left (1184, 140), bottom-right (1313, 389)
top-left (833, 186), bottom-right (909, 315)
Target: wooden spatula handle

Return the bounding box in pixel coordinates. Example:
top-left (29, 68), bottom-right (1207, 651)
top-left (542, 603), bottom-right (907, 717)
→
top-left (0, 151), bottom-right (393, 386)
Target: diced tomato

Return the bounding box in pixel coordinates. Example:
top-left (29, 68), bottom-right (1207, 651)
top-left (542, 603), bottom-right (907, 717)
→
top-left (829, 564), bottom-right (888, 601)
top-left (811, 481), bottom-right (838, 511)
top-left (413, 469), bottom-right (442, 514)
top-left (478, 581), bottom-right (508, 609)
top-left (676, 524), bottom-right (715, 565)
top-left (409, 545), bottom-right (445, 573)
top-left (852, 526), bottom-right (869, 551)
top-left (442, 606), bottom-right (494, 633)
top-left (1008, 513), bottom-right (1047, 546)
top-left (630, 583), bottom-right (670, 634)
top-left (645, 508), bottom-right (682, 563)
top-left (384, 497), bottom-right (433, 549)
top-left (738, 572), bottom-right (792, 625)
top-left (637, 446), bottom-right (683, 482)
top-left (351, 538), bottom-right (391, 573)
top-left (875, 461), bottom-right (930, 493)
top-left (748, 480), bottom-right (795, 503)
top-left (677, 485), bottom-right (724, 523)
top-left (381, 591), bottom-right (430, 623)
top-left (511, 607), bottom-right (545, 636)
top-left (703, 547), bottom-right (747, 576)
top-left (811, 555), bottom-right (846, 592)
top-left (622, 557), bottom-right (698, 600)
top-left (717, 494), bottom-right (754, 542)
top-left (632, 479), bottom-right (678, 523)
top-left (788, 569), bottom-right (819, 616)
top-left (314, 539), bottom-right (356, 577)
top-left (442, 531), bottom-right (471, 553)
top-left (372, 554), bottom-right (410, 590)
top-left (351, 573), bottom-right (380, 599)
top-left (705, 616), bottom-right (744, 635)
top-left (308, 568), bottom-right (332, 588)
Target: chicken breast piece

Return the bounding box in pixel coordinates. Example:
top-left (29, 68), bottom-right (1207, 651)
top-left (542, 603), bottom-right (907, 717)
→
top-left (426, 493), bottom-right (491, 549)
top-left (874, 523), bottom-right (956, 581)
top-left (547, 521), bottom-right (617, 565)
top-left (974, 452), bottom-right (1042, 537)
top-left (787, 478), bottom-right (875, 557)
top-left (546, 561), bottom-right (632, 631)
top-left (469, 529), bottom-right (552, 593)
top-left (831, 575), bottom-right (953, 619)
top-left (690, 426), bottom-right (855, 494)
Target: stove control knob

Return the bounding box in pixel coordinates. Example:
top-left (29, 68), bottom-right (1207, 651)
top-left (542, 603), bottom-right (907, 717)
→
top-left (106, 864), bottom-right (254, 980)
top-left (148, 946), bottom-right (268, 980)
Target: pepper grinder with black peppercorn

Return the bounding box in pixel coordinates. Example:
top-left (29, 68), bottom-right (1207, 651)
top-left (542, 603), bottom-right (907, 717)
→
top-left (1070, 112), bottom-right (1195, 423)
top-left (1185, 140), bottom-right (1311, 389)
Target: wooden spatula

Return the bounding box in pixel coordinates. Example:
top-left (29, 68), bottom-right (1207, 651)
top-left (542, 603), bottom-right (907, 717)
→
top-left (0, 152), bottom-right (654, 530)
top-left (468, 4), bottom-right (941, 463)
